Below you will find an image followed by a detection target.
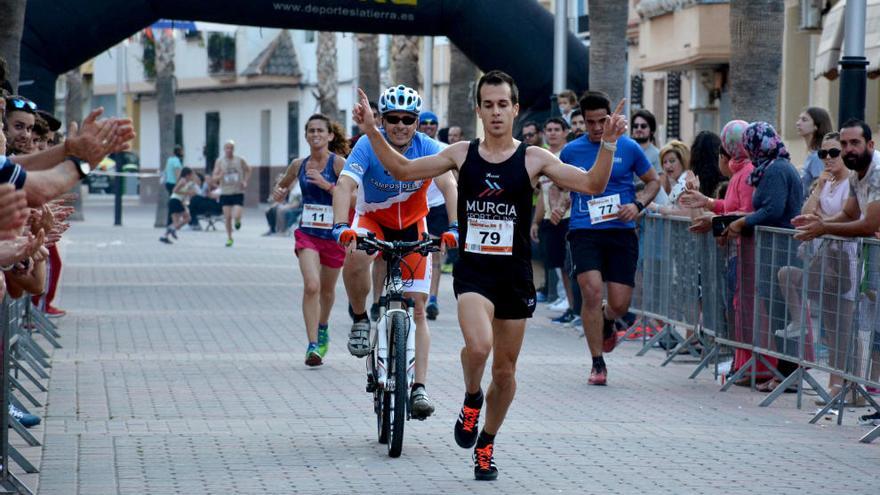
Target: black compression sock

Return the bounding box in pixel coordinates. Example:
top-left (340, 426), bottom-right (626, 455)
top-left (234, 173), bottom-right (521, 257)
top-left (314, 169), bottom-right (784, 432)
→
top-left (413, 383), bottom-right (425, 391)
top-left (476, 430), bottom-right (495, 448)
top-left (352, 312), bottom-right (368, 322)
top-left (592, 356), bottom-right (606, 370)
top-left (464, 389), bottom-right (484, 408)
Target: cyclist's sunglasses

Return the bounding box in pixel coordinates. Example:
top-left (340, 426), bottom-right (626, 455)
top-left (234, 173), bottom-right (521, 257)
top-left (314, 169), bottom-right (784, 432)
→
top-left (384, 114), bottom-right (417, 125)
top-left (7, 97), bottom-right (37, 114)
top-left (420, 119), bottom-right (437, 126)
top-left (817, 148), bottom-right (841, 159)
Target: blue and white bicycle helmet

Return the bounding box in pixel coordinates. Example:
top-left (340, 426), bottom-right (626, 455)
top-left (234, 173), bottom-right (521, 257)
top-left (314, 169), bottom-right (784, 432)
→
top-left (378, 85), bottom-right (422, 115)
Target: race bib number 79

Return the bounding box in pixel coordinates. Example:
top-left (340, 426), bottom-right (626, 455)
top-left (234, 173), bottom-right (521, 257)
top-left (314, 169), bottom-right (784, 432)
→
top-left (465, 218), bottom-right (514, 255)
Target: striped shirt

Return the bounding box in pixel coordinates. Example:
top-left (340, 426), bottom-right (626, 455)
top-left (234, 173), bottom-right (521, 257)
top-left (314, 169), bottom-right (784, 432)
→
top-left (0, 155), bottom-right (27, 189)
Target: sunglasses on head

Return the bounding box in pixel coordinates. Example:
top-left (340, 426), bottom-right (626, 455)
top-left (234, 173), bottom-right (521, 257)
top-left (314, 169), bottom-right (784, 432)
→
top-left (817, 148), bottom-right (841, 159)
top-left (384, 114), bottom-right (417, 125)
top-left (8, 97), bottom-right (37, 113)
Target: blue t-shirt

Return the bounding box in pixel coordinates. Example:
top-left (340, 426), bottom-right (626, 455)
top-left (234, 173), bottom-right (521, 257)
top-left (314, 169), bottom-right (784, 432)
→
top-left (340, 131), bottom-right (443, 229)
top-left (560, 135), bottom-right (652, 230)
top-left (0, 155), bottom-right (26, 189)
top-left (164, 156), bottom-right (182, 185)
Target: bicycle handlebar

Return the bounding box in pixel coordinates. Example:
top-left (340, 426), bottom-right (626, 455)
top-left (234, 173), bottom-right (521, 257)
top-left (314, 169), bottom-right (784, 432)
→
top-left (355, 232), bottom-right (441, 258)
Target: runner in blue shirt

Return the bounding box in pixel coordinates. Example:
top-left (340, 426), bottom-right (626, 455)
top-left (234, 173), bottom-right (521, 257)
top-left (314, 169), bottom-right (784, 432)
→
top-left (559, 91), bottom-right (661, 386)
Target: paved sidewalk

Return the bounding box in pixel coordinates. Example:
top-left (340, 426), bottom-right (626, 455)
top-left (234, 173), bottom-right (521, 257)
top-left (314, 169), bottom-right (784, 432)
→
top-left (33, 203), bottom-right (880, 494)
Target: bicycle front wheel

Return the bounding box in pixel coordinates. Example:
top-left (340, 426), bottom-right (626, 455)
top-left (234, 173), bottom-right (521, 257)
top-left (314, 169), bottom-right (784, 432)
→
top-left (387, 312), bottom-right (408, 458)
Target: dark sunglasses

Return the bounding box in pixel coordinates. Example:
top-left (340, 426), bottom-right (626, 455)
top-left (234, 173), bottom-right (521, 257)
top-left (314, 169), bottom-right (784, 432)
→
top-left (384, 114), bottom-right (417, 125)
top-left (420, 120), bottom-right (437, 126)
top-left (632, 123), bottom-right (650, 129)
top-left (7, 97), bottom-right (37, 113)
top-left (817, 148), bottom-right (841, 159)
top-left (522, 132), bottom-right (536, 139)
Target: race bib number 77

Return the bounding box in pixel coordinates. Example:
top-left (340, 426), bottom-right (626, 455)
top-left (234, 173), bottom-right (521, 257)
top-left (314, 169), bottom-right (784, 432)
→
top-left (587, 194), bottom-right (621, 225)
top-left (465, 218), bottom-right (514, 255)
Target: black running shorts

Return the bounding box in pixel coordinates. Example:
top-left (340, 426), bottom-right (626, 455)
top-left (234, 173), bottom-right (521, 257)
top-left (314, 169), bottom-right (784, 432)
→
top-left (568, 228), bottom-right (639, 287)
top-left (168, 198), bottom-right (186, 214)
top-left (453, 276), bottom-right (537, 320)
top-left (219, 193), bottom-right (244, 207)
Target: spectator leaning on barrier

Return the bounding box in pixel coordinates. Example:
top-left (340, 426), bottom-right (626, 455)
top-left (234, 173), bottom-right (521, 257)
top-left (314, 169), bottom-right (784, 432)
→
top-left (690, 130), bottom-right (724, 199)
top-left (648, 140), bottom-right (697, 215)
top-left (777, 131), bottom-right (859, 403)
top-left (681, 120), bottom-right (766, 385)
top-left (794, 119), bottom-right (880, 416)
top-left (725, 122), bottom-right (804, 392)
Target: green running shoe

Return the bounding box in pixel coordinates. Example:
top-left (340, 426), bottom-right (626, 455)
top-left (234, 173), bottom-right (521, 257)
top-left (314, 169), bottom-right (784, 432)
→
top-left (225, 238), bottom-right (234, 247)
top-left (317, 326), bottom-right (329, 358)
top-left (305, 343), bottom-right (322, 367)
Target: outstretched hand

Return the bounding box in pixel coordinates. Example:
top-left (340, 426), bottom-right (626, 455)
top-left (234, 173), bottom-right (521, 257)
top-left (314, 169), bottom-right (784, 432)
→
top-left (601, 98), bottom-right (628, 143)
top-left (352, 88), bottom-right (378, 135)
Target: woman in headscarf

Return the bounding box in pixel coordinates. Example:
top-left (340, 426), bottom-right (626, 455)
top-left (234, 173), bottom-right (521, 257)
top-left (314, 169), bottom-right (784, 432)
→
top-left (681, 120), bottom-right (755, 216)
top-left (725, 122), bottom-right (804, 392)
top-left (681, 120), bottom-right (778, 385)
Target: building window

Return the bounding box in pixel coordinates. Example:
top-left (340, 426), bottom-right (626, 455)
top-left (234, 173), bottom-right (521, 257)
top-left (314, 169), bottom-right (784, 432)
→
top-left (630, 74), bottom-right (644, 111)
top-left (174, 114), bottom-right (183, 147)
top-left (143, 33), bottom-right (157, 80)
top-left (208, 33), bottom-right (236, 75)
top-left (666, 71), bottom-right (682, 141)
top-left (288, 101), bottom-right (300, 162)
top-left (205, 112), bottom-right (220, 174)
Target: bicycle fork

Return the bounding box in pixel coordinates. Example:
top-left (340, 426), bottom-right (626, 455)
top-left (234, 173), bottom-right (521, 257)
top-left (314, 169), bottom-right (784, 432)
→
top-left (375, 304), bottom-right (416, 391)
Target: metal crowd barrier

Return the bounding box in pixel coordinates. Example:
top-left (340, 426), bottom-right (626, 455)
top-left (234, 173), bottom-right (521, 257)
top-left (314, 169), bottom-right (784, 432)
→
top-left (629, 214), bottom-right (880, 443)
top-left (0, 296), bottom-right (60, 494)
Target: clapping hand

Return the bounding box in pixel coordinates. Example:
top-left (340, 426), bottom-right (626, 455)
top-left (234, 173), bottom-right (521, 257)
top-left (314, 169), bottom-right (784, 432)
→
top-left (0, 185), bottom-right (28, 239)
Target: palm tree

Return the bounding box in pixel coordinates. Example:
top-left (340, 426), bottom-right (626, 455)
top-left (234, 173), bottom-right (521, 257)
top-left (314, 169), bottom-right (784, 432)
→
top-left (65, 68), bottom-right (85, 220)
top-left (391, 35), bottom-right (420, 90)
top-left (153, 29), bottom-right (176, 227)
top-left (587, 0), bottom-right (629, 103)
top-left (0, 0), bottom-right (26, 89)
top-left (316, 32), bottom-right (338, 119)
top-left (447, 42), bottom-right (477, 140)
top-left (729, 0), bottom-right (784, 125)
top-left (357, 34), bottom-right (380, 102)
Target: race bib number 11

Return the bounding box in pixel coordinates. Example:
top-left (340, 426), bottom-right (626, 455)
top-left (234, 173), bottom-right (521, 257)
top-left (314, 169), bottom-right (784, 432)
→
top-left (588, 194), bottom-right (621, 224)
top-left (465, 218), bottom-right (514, 255)
top-left (301, 204), bottom-right (333, 229)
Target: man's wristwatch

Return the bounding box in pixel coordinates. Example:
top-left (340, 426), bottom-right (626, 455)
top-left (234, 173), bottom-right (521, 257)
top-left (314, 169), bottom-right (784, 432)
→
top-left (67, 156), bottom-right (90, 179)
top-left (634, 201), bottom-right (645, 212)
top-left (601, 140), bottom-right (617, 152)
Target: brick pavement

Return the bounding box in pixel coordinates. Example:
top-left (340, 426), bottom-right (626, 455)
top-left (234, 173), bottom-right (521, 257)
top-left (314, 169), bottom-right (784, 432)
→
top-left (28, 203), bottom-right (880, 494)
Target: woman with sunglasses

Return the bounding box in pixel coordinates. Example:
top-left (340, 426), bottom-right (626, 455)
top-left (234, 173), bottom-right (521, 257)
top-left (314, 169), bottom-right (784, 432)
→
top-left (777, 131), bottom-right (859, 400)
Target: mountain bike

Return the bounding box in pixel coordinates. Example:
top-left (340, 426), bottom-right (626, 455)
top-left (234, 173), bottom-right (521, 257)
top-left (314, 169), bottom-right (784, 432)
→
top-left (358, 232), bottom-right (440, 458)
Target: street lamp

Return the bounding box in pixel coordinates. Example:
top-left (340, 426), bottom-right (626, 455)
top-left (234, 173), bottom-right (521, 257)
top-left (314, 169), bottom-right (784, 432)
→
top-left (838, 0), bottom-right (868, 125)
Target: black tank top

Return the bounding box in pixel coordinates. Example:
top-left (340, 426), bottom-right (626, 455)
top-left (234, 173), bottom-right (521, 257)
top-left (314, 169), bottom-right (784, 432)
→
top-left (455, 139), bottom-right (533, 283)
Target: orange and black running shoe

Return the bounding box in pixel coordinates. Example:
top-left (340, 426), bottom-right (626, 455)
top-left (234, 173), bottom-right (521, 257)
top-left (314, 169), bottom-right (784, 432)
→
top-left (473, 442), bottom-right (498, 481)
top-left (454, 403), bottom-right (482, 448)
